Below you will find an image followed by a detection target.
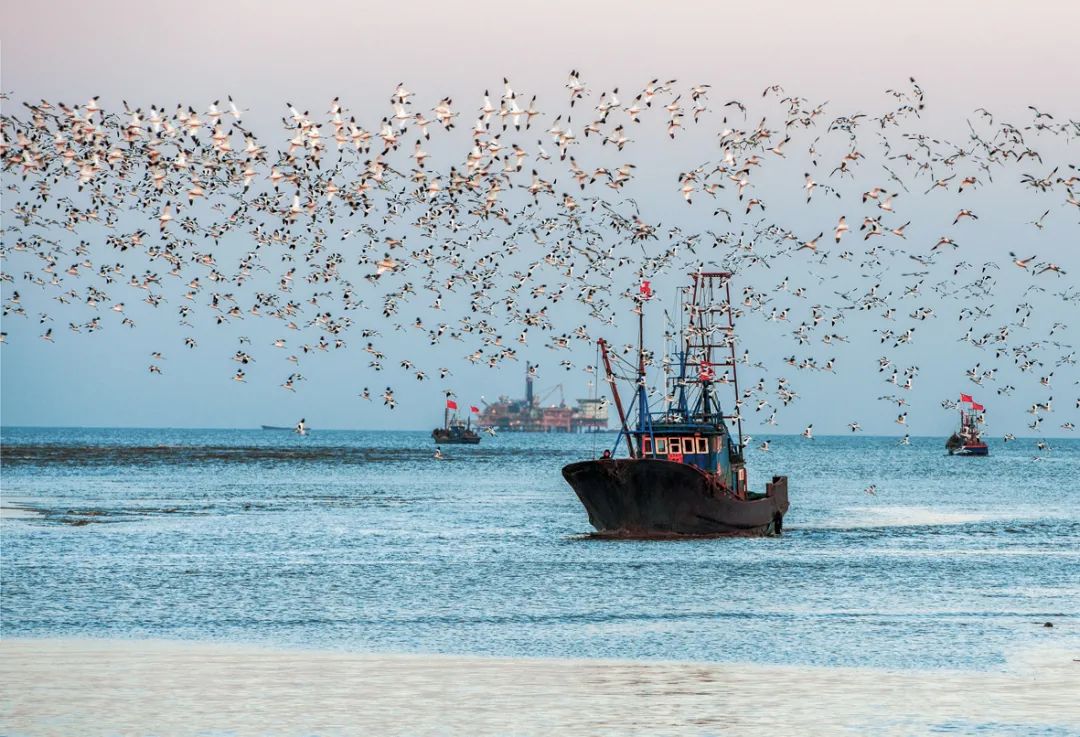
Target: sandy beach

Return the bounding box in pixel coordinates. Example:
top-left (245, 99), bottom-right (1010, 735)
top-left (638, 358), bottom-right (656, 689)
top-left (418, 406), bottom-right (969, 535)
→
top-left (1, 638), bottom-right (1078, 736)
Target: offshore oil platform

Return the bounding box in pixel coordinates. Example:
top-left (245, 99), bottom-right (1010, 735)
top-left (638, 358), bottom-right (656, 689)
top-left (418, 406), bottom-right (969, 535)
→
top-left (477, 364), bottom-right (609, 432)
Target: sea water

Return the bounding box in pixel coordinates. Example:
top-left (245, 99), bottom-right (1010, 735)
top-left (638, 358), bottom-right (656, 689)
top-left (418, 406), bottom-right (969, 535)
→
top-left (1, 427), bottom-right (1077, 671)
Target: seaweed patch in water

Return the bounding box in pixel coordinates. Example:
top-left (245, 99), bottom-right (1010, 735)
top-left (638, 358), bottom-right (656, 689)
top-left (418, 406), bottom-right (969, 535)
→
top-left (0, 444), bottom-right (569, 467)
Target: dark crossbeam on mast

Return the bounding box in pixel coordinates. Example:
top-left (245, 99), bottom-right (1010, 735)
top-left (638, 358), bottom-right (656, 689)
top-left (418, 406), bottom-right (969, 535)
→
top-left (599, 338), bottom-right (635, 458)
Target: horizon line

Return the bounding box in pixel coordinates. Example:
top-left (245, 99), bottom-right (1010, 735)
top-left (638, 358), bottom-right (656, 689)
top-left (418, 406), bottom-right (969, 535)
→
top-left (0, 424), bottom-right (1074, 442)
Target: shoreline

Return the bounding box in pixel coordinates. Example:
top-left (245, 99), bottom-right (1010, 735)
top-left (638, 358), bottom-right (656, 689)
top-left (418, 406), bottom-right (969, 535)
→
top-left (3, 638), bottom-right (1078, 736)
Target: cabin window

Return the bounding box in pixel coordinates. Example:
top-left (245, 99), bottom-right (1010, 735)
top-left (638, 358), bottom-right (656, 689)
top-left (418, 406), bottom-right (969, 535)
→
top-left (696, 437), bottom-right (709, 454)
top-left (641, 436), bottom-right (651, 455)
top-left (684, 438), bottom-right (695, 454)
top-left (711, 436), bottom-right (722, 452)
top-left (668, 438), bottom-right (681, 454)
top-left (655, 437), bottom-right (668, 454)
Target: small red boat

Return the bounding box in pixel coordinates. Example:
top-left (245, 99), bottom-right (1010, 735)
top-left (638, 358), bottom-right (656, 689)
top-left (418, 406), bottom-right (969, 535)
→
top-left (946, 395), bottom-right (989, 456)
top-left (432, 400), bottom-right (481, 445)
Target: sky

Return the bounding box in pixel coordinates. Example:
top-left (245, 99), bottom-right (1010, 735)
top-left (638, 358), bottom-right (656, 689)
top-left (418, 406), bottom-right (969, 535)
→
top-left (1, 0), bottom-right (1078, 433)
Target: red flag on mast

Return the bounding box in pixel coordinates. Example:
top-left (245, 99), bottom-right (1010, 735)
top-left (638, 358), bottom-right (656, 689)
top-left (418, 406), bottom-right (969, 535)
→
top-left (446, 399), bottom-right (458, 410)
top-left (640, 281), bottom-right (652, 299)
top-left (959, 393), bottom-right (973, 403)
top-left (971, 402), bottom-right (984, 412)
top-left (698, 360), bottom-right (714, 382)
top-left (470, 406), bottom-right (479, 413)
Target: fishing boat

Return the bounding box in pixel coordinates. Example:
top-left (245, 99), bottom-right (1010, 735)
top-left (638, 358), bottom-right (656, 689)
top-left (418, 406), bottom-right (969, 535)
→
top-left (562, 272), bottom-right (789, 538)
top-left (946, 394), bottom-right (988, 456)
top-left (260, 425), bottom-right (294, 431)
top-left (432, 400), bottom-right (481, 445)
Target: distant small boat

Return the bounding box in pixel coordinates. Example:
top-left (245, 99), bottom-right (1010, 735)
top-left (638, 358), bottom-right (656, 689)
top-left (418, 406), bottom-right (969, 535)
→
top-left (432, 401), bottom-right (481, 445)
top-left (946, 395), bottom-right (988, 456)
top-left (260, 425), bottom-right (296, 431)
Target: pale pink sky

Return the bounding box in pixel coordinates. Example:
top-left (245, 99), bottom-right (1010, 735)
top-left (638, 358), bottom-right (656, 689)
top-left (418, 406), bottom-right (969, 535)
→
top-left (3, 0), bottom-right (1078, 119)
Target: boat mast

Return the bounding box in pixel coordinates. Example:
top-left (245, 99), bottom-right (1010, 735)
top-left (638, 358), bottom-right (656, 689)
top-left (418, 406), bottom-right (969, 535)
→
top-left (685, 277), bottom-right (700, 421)
top-left (637, 303), bottom-right (648, 434)
top-left (686, 272), bottom-right (743, 449)
top-left (599, 338), bottom-right (635, 458)
top-left (675, 287), bottom-right (690, 419)
top-left (724, 276), bottom-right (743, 450)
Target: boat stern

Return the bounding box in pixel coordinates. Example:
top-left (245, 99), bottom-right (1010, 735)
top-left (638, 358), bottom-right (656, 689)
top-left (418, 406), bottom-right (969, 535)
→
top-left (765, 475), bottom-right (789, 513)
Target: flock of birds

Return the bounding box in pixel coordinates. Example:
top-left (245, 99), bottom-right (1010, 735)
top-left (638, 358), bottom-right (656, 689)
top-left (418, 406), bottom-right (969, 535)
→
top-left (1, 73), bottom-right (1077, 457)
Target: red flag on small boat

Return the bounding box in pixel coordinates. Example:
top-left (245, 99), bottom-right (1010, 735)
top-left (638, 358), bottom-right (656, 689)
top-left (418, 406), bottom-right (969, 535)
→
top-left (470, 406), bottom-right (480, 413)
top-left (446, 399), bottom-right (458, 410)
top-left (959, 393), bottom-right (973, 403)
top-left (971, 402), bottom-right (984, 412)
top-left (640, 281), bottom-right (652, 299)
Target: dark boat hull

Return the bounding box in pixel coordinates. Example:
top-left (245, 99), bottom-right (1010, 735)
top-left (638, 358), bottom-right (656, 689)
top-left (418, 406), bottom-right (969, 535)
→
top-left (946, 433), bottom-right (988, 456)
top-left (431, 429), bottom-right (481, 444)
top-left (562, 458), bottom-right (788, 538)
